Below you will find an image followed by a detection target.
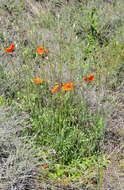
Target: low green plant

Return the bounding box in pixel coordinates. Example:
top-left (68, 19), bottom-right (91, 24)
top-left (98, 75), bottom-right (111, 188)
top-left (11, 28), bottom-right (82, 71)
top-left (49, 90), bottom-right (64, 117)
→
top-left (19, 83), bottom-right (105, 166)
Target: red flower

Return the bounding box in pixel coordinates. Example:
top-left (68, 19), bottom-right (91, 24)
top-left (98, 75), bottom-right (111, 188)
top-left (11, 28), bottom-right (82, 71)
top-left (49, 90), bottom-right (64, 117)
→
top-left (9, 44), bottom-right (15, 49)
top-left (61, 82), bottom-right (75, 91)
top-left (4, 43), bottom-right (15, 53)
top-left (83, 74), bottom-right (95, 82)
top-left (42, 164), bottom-right (49, 169)
top-left (36, 46), bottom-right (48, 55)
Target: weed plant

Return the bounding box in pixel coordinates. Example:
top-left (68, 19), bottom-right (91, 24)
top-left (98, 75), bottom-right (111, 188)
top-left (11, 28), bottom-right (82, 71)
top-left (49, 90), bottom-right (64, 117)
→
top-left (0, 0), bottom-right (124, 188)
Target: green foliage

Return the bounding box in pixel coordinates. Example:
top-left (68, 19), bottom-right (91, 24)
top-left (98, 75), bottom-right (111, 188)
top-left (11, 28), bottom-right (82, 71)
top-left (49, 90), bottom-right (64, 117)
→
top-left (1, 0), bottom-right (124, 187)
top-left (21, 87), bottom-right (105, 165)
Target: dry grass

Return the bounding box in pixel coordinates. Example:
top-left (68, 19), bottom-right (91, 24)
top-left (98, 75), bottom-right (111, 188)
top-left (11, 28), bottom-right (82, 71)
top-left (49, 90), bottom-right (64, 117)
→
top-left (0, 106), bottom-right (41, 190)
top-left (0, 0), bottom-right (124, 189)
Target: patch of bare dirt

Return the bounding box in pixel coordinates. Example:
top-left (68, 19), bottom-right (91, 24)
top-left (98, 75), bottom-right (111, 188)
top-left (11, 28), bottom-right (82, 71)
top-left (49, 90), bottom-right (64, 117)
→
top-left (102, 83), bottom-right (124, 190)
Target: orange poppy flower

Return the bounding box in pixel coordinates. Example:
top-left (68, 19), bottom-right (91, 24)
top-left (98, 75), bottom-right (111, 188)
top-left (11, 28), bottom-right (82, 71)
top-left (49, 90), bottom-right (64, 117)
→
top-left (32, 77), bottom-right (44, 84)
top-left (42, 164), bottom-right (49, 169)
top-left (51, 85), bottom-right (61, 93)
top-left (83, 74), bottom-right (95, 82)
top-left (4, 43), bottom-right (15, 52)
top-left (9, 44), bottom-right (15, 49)
top-left (61, 82), bottom-right (75, 91)
top-left (36, 46), bottom-right (48, 55)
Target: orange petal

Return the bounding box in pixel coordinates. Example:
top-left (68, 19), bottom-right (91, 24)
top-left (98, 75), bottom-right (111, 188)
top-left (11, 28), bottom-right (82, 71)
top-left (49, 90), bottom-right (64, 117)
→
top-left (51, 85), bottom-right (61, 93)
top-left (9, 43), bottom-right (15, 49)
top-left (42, 164), bottom-right (49, 169)
top-left (89, 74), bottom-right (95, 81)
top-left (36, 46), bottom-right (48, 55)
top-left (4, 48), bottom-right (14, 52)
top-left (32, 77), bottom-right (44, 84)
top-left (4, 43), bottom-right (15, 52)
top-left (83, 74), bottom-right (95, 82)
top-left (61, 82), bottom-right (75, 91)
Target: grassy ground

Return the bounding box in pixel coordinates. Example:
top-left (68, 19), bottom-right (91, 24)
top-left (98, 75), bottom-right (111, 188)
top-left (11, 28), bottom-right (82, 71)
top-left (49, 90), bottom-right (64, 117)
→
top-left (0, 0), bottom-right (124, 189)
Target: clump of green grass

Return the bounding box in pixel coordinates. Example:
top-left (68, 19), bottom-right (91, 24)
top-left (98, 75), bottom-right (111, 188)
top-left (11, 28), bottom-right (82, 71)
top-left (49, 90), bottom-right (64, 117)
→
top-left (26, 87), bottom-right (105, 165)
